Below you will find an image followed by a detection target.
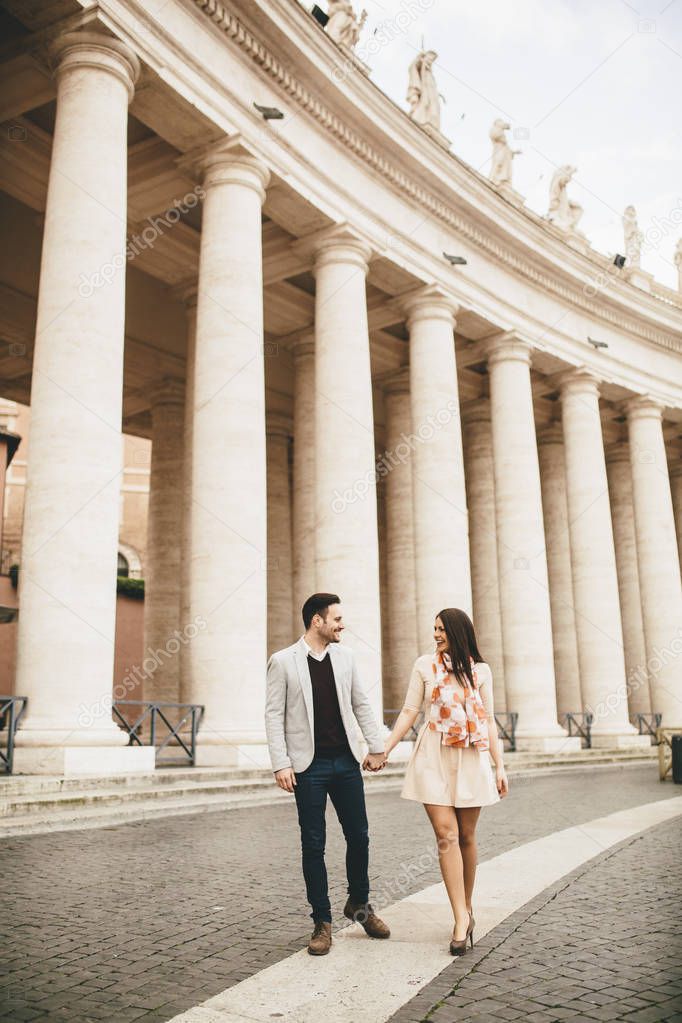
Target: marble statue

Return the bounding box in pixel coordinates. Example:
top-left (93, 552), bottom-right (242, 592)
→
top-left (406, 50), bottom-right (441, 132)
top-left (623, 205), bottom-right (644, 268)
top-left (674, 239), bottom-right (682, 292)
top-left (326, 0), bottom-right (367, 50)
top-left (547, 165), bottom-right (583, 231)
top-left (489, 119), bottom-right (521, 188)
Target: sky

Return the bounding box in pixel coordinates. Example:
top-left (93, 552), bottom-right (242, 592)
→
top-left (310, 0), bottom-right (682, 289)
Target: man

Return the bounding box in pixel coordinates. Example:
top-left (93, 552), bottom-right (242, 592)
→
top-left (265, 592), bottom-right (390, 955)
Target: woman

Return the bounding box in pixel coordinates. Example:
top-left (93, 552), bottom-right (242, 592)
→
top-left (384, 608), bottom-right (508, 955)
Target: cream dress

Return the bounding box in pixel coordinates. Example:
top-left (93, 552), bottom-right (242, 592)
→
top-left (400, 654), bottom-right (500, 808)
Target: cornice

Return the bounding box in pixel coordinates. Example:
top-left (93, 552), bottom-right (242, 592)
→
top-left (191, 0), bottom-right (682, 355)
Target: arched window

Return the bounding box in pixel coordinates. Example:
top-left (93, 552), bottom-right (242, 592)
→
top-left (117, 542), bottom-right (143, 579)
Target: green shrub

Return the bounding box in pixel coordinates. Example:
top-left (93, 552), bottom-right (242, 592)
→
top-left (117, 576), bottom-right (145, 600)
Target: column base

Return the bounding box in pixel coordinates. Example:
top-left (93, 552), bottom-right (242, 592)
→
top-left (514, 734), bottom-right (583, 753)
top-left (590, 732), bottom-right (652, 749)
top-left (194, 741), bottom-right (272, 769)
top-left (11, 745), bottom-right (156, 777)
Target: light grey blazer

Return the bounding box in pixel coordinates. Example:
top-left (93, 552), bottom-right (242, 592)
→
top-left (264, 637), bottom-right (385, 774)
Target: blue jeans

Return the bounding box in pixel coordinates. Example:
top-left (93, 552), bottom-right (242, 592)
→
top-left (294, 750), bottom-right (370, 923)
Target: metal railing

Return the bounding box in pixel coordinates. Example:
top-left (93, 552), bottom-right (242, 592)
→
top-left (0, 695), bottom-right (28, 774)
top-left (636, 713), bottom-right (662, 743)
top-left (383, 708), bottom-right (424, 740)
top-left (560, 711), bottom-right (593, 748)
top-left (494, 712), bottom-right (518, 752)
top-left (113, 701), bottom-right (205, 766)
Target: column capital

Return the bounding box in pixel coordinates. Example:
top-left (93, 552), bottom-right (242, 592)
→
top-left (178, 135), bottom-right (270, 203)
top-left (556, 365), bottom-right (601, 398)
top-left (623, 393), bottom-right (664, 422)
top-left (171, 280), bottom-right (198, 311)
top-left (460, 399), bottom-right (491, 426)
top-left (605, 441), bottom-right (630, 465)
top-left (537, 422), bottom-right (564, 446)
top-left (266, 410), bottom-right (292, 439)
top-left (382, 368), bottom-right (410, 397)
top-left (290, 332), bottom-right (315, 362)
top-left (400, 284), bottom-right (458, 326)
top-left (483, 331), bottom-right (533, 368)
top-left (50, 31), bottom-right (140, 102)
top-left (149, 377), bottom-right (185, 410)
top-left (296, 223), bottom-right (373, 274)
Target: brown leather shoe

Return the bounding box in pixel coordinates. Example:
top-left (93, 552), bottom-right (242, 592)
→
top-left (308, 920), bottom-right (332, 955)
top-left (343, 899), bottom-right (390, 938)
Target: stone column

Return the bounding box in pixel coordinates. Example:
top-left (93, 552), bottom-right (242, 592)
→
top-left (537, 425), bottom-right (582, 719)
top-left (670, 462), bottom-right (682, 575)
top-left (404, 286), bottom-right (471, 652)
top-left (626, 396), bottom-right (682, 727)
top-left (12, 32), bottom-right (153, 775)
top-left (486, 336), bottom-right (575, 750)
top-left (267, 412), bottom-right (294, 656)
top-left (143, 378), bottom-right (185, 705)
top-left (605, 443), bottom-right (651, 721)
top-left (461, 402), bottom-right (506, 712)
top-left (559, 369), bottom-right (646, 746)
top-left (291, 334), bottom-right (316, 639)
top-left (311, 226), bottom-right (383, 724)
top-left (186, 139), bottom-right (271, 766)
top-left (382, 371), bottom-right (419, 712)
top-left (178, 287), bottom-right (198, 706)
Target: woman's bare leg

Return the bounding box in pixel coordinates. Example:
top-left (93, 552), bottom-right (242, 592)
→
top-left (455, 806), bottom-right (481, 915)
top-left (424, 803), bottom-right (468, 940)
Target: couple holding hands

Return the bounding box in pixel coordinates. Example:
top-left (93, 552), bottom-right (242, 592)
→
top-left (265, 592), bottom-right (509, 957)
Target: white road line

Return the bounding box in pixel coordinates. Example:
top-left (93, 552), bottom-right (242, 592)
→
top-left (168, 795), bottom-right (682, 1023)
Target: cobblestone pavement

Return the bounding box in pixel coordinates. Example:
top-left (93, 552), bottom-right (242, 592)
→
top-left (0, 765), bottom-right (677, 1023)
top-left (389, 815), bottom-right (682, 1023)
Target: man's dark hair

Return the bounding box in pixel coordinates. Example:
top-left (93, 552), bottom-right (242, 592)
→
top-left (302, 592), bottom-right (341, 630)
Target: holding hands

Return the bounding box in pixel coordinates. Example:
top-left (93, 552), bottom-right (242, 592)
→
top-left (362, 751), bottom-right (388, 772)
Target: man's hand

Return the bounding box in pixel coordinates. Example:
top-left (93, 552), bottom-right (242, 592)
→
top-left (274, 767), bottom-right (297, 792)
top-left (362, 752), bottom-right (387, 772)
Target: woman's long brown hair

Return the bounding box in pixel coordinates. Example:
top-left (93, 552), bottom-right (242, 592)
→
top-left (436, 607), bottom-right (484, 689)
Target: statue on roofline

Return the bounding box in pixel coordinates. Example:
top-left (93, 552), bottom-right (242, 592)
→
top-left (326, 0), bottom-right (367, 50)
top-left (623, 205), bottom-right (644, 268)
top-left (407, 49), bottom-right (442, 132)
top-left (489, 119), bottom-right (521, 188)
top-left (547, 165), bottom-right (583, 231)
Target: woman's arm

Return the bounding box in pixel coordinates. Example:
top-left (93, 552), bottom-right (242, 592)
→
top-left (479, 666), bottom-right (509, 796)
top-left (489, 719), bottom-right (509, 796)
top-left (487, 715), bottom-right (504, 771)
top-left (384, 707), bottom-right (421, 757)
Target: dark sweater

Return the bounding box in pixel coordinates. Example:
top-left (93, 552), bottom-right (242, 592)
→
top-left (307, 653), bottom-right (351, 756)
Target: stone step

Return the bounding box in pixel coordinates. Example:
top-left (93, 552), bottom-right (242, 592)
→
top-left (0, 747), bottom-right (658, 837)
top-left (0, 764), bottom-right (278, 797)
top-left (0, 772), bottom-right (405, 836)
top-left (0, 762), bottom-right (409, 816)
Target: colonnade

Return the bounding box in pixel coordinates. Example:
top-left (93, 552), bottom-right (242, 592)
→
top-left (10, 31), bottom-right (682, 774)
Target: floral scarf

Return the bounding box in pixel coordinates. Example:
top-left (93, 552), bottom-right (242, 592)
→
top-left (428, 651), bottom-right (490, 750)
